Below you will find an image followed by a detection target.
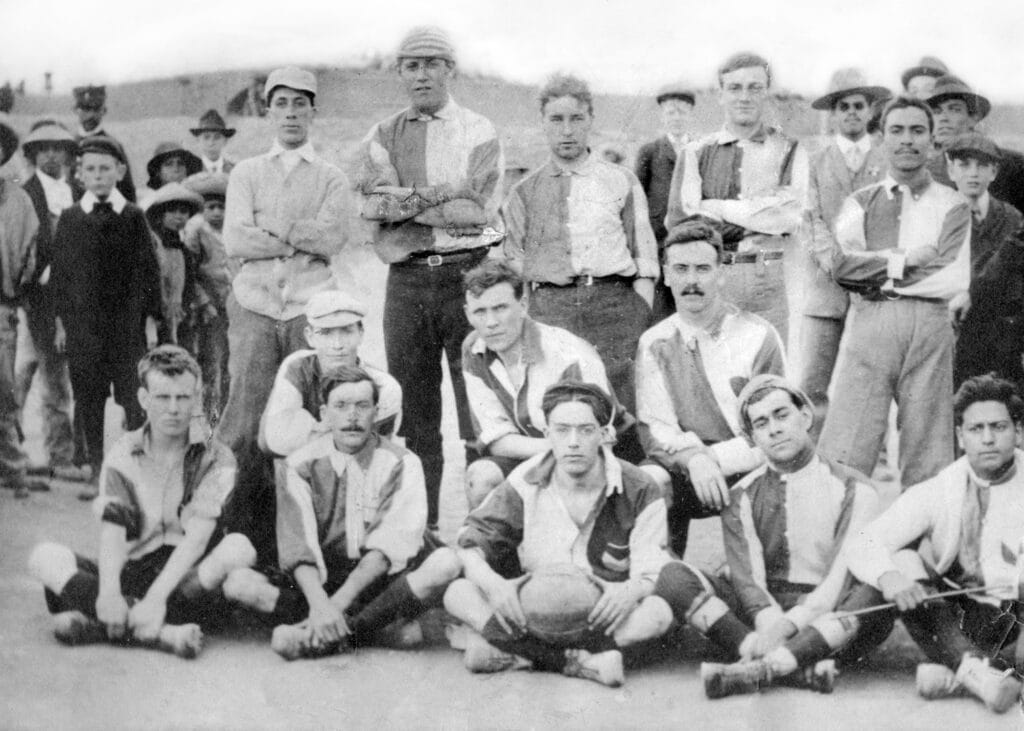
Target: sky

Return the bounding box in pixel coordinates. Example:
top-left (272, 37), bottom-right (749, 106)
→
top-left (4, 0), bottom-right (1024, 102)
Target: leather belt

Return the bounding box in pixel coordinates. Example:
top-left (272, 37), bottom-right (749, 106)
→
top-left (396, 247), bottom-right (489, 268)
top-left (859, 290), bottom-right (946, 304)
top-left (721, 250), bottom-right (784, 266)
top-left (530, 274), bottom-right (634, 290)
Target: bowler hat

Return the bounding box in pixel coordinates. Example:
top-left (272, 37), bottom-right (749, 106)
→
top-left (146, 142), bottom-right (203, 189)
top-left (22, 123), bottom-right (77, 160)
top-left (144, 182), bottom-right (203, 220)
top-left (926, 75), bottom-right (991, 120)
top-left (77, 135), bottom-right (126, 164)
top-left (945, 132), bottom-right (1002, 163)
top-left (305, 290), bottom-right (367, 328)
top-left (811, 69), bottom-right (890, 111)
top-left (900, 56), bottom-right (949, 90)
top-left (190, 109), bottom-right (236, 138)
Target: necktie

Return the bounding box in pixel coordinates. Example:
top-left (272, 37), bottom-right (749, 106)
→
top-left (972, 207), bottom-right (983, 228)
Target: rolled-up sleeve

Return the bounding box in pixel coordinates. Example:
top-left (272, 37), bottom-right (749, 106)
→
top-left (363, 453), bottom-right (427, 574)
top-left (458, 481), bottom-right (524, 570)
top-left (628, 494), bottom-right (670, 589)
top-left (621, 175), bottom-right (660, 279)
top-left (277, 462), bottom-right (328, 581)
top-left (180, 444), bottom-right (236, 525)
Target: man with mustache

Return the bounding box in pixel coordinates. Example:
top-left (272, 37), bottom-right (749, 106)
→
top-left (819, 97), bottom-right (971, 488)
top-left (635, 220), bottom-right (786, 558)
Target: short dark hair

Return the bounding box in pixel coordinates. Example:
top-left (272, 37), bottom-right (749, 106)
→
top-left (541, 380), bottom-right (613, 427)
top-left (137, 345), bottom-right (201, 389)
top-left (539, 74), bottom-right (593, 116)
top-left (718, 52), bottom-right (772, 88)
top-left (953, 373), bottom-right (1024, 426)
top-left (663, 218), bottom-right (725, 263)
top-left (739, 386), bottom-right (808, 434)
top-left (320, 365), bottom-right (379, 405)
top-left (463, 259), bottom-right (524, 300)
top-left (880, 96), bottom-right (934, 134)
top-left (267, 86), bottom-right (316, 107)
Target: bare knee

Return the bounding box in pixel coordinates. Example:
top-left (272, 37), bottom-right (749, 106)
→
top-left (613, 595), bottom-right (674, 647)
top-left (443, 578), bottom-right (482, 617)
top-left (408, 547), bottom-right (463, 598)
top-left (465, 460), bottom-right (504, 512)
top-left (209, 533), bottom-right (257, 570)
top-left (27, 542), bottom-right (78, 591)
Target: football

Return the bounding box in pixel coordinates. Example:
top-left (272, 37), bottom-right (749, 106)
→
top-left (518, 563), bottom-right (604, 646)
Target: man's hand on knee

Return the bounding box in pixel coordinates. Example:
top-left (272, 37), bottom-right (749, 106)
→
top-left (878, 570), bottom-right (929, 612)
top-left (687, 454), bottom-right (729, 511)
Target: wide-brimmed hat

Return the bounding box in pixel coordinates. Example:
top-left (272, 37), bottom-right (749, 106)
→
top-left (900, 56), bottom-right (949, 90)
top-left (945, 132), bottom-right (1002, 164)
top-left (927, 75), bottom-right (991, 120)
top-left (144, 182), bottom-right (203, 220)
top-left (184, 171), bottom-right (229, 201)
top-left (190, 109), bottom-right (235, 138)
top-left (73, 85), bottom-right (106, 110)
top-left (77, 135), bottom-right (126, 164)
top-left (655, 83), bottom-right (696, 106)
top-left (146, 142), bottom-right (203, 189)
top-left (811, 69), bottom-right (891, 111)
top-left (0, 118), bottom-right (18, 166)
top-left (22, 122), bottom-right (77, 159)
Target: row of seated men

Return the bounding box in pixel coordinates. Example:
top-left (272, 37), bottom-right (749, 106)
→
top-left (26, 239), bottom-right (1024, 713)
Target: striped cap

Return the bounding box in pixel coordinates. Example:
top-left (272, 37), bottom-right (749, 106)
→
top-left (397, 26), bottom-right (456, 63)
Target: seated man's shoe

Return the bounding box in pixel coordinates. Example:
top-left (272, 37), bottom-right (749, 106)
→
top-left (917, 663), bottom-right (962, 699)
top-left (776, 659), bottom-right (837, 694)
top-left (157, 623), bottom-right (204, 659)
top-left (53, 611), bottom-right (107, 645)
top-left (562, 648), bottom-right (624, 688)
top-left (702, 660), bottom-right (772, 699)
top-left (955, 655), bottom-right (1022, 714)
top-left (222, 568), bottom-right (278, 613)
top-left (463, 630), bottom-right (531, 673)
top-left (271, 623), bottom-right (346, 661)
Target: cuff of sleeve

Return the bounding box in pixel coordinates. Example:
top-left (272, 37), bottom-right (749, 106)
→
top-left (477, 425), bottom-right (518, 451)
top-left (754, 605), bottom-right (785, 632)
top-left (634, 258), bottom-right (661, 280)
top-left (886, 251), bottom-right (906, 279)
top-left (709, 438), bottom-right (763, 476)
top-left (363, 540), bottom-right (403, 574)
top-left (785, 604), bottom-right (814, 631)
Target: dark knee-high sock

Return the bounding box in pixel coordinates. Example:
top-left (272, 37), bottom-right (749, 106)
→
top-left (349, 577), bottom-right (425, 645)
top-left (48, 571), bottom-right (99, 616)
top-left (655, 561), bottom-right (749, 655)
top-left (902, 600), bottom-right (979, 669)
top-left (785, 628), bottom-right (832, 667)
top-left (482, 616), bottom-right (568, 672)
top-left (271, 587), bottom-right (309, 625)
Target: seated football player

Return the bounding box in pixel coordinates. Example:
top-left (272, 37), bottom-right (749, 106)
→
top-left (461, 259), bottom-right (641, 510)
top-left (261, 290), bottom-right (402, 457)
top-left (223, 366), bottom-right (461, 660)
top-left (846, 374), bottom-right (1024, 714)
top-left (444, 380), bottom-right (674, 687)
top-left (654, 374), bottom-right (890, 698)
top-left (26, 346), bottom-right (254, 658)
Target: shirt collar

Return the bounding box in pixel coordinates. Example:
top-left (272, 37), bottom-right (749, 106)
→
top-left (972, 192), bottom-right (991, 220)
top-left (777, 453), bottom-right (820, 482)
top-left (522, 444), bottom-right (623, 496)
top-left (546, 153), bottom-right (597, 177)
top-left (835, 134), bottom-right (871, 156)
top-left (966, 451), bottom-right (1019, 488)
top-left (666, 132), bottom-right (690, 150)
top-left (670, 301), bottom-right (736, 341)
top-left (80, 187), bottom-right (127, 214)
top-left (470, 316), bottom-right (544, 365)
top-left (128, 422), bottom-right (207, 456)
top-left (404, 97), bottom-right (456, 122)
top-left (201, 155), bottom-right (223, 173)
top-left (77, 125), bottom-right (104, 138)
top-left (714, 124), bottom-right (771, 145)
top-left (268, 139), bottom-right (317, 162)
top-left (882, 171), bottom-right (933, 200)
top-left (327, 431), bottom-right (379, 473)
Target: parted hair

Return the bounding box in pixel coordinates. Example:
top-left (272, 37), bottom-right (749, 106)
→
top-left (663, 218), bottom-right (725, 262)
top-left (137, 345), bottom-right (201, 388)
top-left (539, 74), bottom-right (593, 116)
top-left (541, 380), bottom-right (613, 426)
top-left (463, 259), bottom-right (524, 300)
top-left (718, 52), bottom-right (772, 87)
top-left (880, 95), bottom-right (934, 134)
top-left (320, 364), bottom-right (380, 405)
top-left (953, 373), bottom-right (1024, 426)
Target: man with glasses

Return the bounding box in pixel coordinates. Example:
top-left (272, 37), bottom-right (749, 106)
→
top-left (356, 26), bottom-right (504, 534)
top-left (666, 52), bottom-right (807, 346)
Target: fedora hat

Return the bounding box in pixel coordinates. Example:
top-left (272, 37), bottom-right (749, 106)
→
top-left (811, 69), bottom-right (890, 111)
top-left (926, 75), bottom-right (991, 120)
top-left (900, 56), bottom-right (949, 90)
top-left (190, 109), bottom-right (235, 138)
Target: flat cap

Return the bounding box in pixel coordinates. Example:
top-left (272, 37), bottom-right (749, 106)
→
top-left (77, 135), bottom-right (126, 164)
top-left (305, 290), bottom-right (367, 328)
top-left (397, 26), bottom-right (456, 63)
top-left (264, 66), bottom-right (317, 102)
top-left (73, 85), bottom-right (106, 110)
top-left (540, 379), bottom-right (614, 427)
top-left (655, 83), bottom-right (696, 106)
top-left (184, 171), bottom-right (229, 200)
top-left (736, 374), bottom-right (812, 435)
top-left (945, 132), bottom-right (1002, 163)
top-left (927, 75), bottom-right (991, 120)
top-left (901, 56), bottom-right (949, 90)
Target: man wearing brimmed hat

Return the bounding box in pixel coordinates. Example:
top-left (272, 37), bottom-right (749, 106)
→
top-left (666, 52), bottom-right (808, 347)
top-left (925, 76), bottom-right (1024, 216)
top-left (72, 85), bottom-right (136, 202)
top-left (901, 56), bottom-right (949, 99)
top-left (944, 132), bottom-right (1024, 389)
top-left (260, 289), bottom-right (401, 458)
top-left (189, 110), bottom-right (235, 175)
top-left (217, 64), bottom-right (351, 564)
top-left (0, 118), bottom-right (49, 498)
top-left (820, 97), bottom-right (971, 489)
top-left (635, 220), bottom-right (785, 558)
top-left (636, 83), bottom-right (696, 321)
top-left (140, 142), bottom-right (203, 209)
top-left (655, 373), bottom-right (886, 699)
top-left (18, 122), bottom-right (79, 478)
top-left (356, 26), bottom-right (503, 534)
top-left (801, 71), bottom-right (889, 416)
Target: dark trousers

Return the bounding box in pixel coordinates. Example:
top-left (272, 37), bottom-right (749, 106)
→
top-left (384, 257), bottom-right (482, 528)
top-left (954, 312), bottom-right (1024, 392)
top-left (67, 346), bottom-right (144, 474)
top-left (661, 467), bottom-right (735, 559)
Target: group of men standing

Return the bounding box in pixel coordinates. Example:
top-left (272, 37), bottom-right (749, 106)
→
top-left (8, 26), bottom-right (1024, 712)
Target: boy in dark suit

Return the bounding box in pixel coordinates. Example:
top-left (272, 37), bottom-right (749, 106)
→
top-left (50, 136), bottom-right (162, 500)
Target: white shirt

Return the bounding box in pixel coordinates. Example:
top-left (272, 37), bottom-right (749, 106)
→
top-left (269, 140), bottom-right (317, 177)
top-left (201, 155), bottom-right (225, 174)
top-left (79, 187), bottom-right (127, 214)
top-left (37, 170), bottom-right (73, 218)
top-left (835, 134), bottom-right (872, 172)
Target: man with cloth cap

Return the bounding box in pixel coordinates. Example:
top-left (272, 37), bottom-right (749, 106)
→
top-left (71, 85), bottom-right (136, 202)
top-left (635, 83), bottom-right (697, 321)
top-left (18, 122), bottom-right (80, 478)
top-left (901, 56), bottom-right (949, 100)
top-left (800, 70), bottom-right (889, 420)
top-left (189, 110), bottom-right (235, 175)
top-left (356, 26), bottom-right (504, 534)
top-left (260, 289), bottom-right (401, 457)
top-left (925, 75), bottom-right (1024, 215)
top-left (654, 373), bottom-right (887, 699)
top-left (217, 64), bottom-right (352, 565)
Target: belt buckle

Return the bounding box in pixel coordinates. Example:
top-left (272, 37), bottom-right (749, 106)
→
top-left (426, 254), bottom-right (443, 267)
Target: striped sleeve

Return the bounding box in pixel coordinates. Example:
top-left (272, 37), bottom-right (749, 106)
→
top-left (362, 452), bottom-right (427, 574)
top-left (894, 201), bottom-right (971, 299)
top-left (628, 491), bottom-right (670, 587)
top-left (262, 359), bottom-right (315, 457)
top-left (722, 486), bottom-right (779, 622)
top-left (663, 145), bottom-right (689, 233)
top-left (830, 194), bottom-right (894, 286)
top-left (458, 480), bottom-right (524, 569)
top-left (621, 171), bottom-right (660, 279)
top-left (501, 183), bottom-right (528, 271)
top-left (277, 460), bottom-right (328, 582)
top-left (463, 134), bottom-right (503, 215)
top-left (180, 443), bottom-right (236, 525)
top-left (95, 465), bottom-right (142, 540)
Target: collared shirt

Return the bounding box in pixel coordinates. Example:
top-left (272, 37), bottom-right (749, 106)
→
top-left (36, 170), bottom-right (73, 218)
top-left (458, 447), bottom-right (670, 590)
top-left (834, 134), bottom-right (872, 171)
top-left (262, 349), bottom-right (402, 456)
top-left (503, 156), bottom-right (659, 284)
top-left (636, 304), bottom-right (786, 475)
top-left (462, 318), bottom-right (616, 448)
top-left (831, 173), bottom-right (971, 300)
top-left (224, 140), bottom-right (351, 320)
top-left (94, 425), bottom-right (237, 561)
top-left (80, 188), bottom-right (127, 214)
top-left (667, 125), bottom-right (808, 239)
top-left (279, 433), bottom-right (426, 581)
top-left (357, 97), bottom-right (504, 263)
top-left (200, 155), bottom-right (226, 175)
top-left (971, 192), bottom-right (991, 221)
top-left (724, 455), bottom-right (878, 629)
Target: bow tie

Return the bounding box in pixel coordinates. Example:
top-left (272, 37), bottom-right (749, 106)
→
top-left (91, 200), bottom-right (113, 215)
